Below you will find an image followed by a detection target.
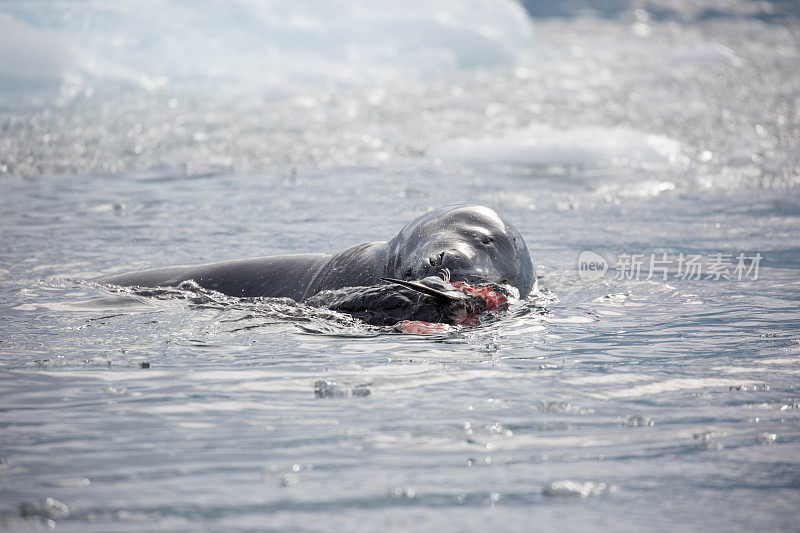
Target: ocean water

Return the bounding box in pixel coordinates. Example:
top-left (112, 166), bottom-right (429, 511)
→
top-left (1, 1), bottom-right (799, 531)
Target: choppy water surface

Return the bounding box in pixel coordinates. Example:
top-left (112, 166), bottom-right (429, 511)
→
top-left (2, 1), bottom-right (800, 531)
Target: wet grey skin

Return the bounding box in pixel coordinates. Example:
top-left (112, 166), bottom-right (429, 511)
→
top-left (103, 204), bottom-right (536, 301)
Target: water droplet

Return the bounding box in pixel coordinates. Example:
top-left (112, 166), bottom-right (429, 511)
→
top-left (756, 432), bottom-right (777, 445)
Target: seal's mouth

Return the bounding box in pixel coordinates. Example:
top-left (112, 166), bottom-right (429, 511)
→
top-left (405, 263), bottom-right (509, 288)
top-left (448, 271), bottom-right (509, 286)
top-left (438, 270), bottom-right (513, 296)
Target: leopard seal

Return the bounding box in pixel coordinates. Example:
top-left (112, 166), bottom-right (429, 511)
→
top-left (104, 205), bottom-right (535, 301)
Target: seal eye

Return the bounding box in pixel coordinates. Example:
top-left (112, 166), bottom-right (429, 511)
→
top-left (481, 236), bottom-right (494, 245)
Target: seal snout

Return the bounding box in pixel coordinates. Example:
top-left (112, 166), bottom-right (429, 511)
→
top-left (427, 249), bottom-right (468, 268)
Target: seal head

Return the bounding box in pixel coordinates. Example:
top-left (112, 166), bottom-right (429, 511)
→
top-left (385, 205), bottom-right (534, 297)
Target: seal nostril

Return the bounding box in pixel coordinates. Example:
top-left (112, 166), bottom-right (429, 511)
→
top-left (429, 252), bottom-right (446, 267)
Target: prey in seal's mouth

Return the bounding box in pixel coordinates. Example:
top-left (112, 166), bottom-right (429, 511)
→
top-left (306, 275), bottom-right (513, 334)
top-left (380, 277), bottom-right (511, 334)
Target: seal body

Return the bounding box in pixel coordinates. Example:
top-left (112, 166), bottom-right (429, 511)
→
top-left (104, 205), bottom-right (535, 300)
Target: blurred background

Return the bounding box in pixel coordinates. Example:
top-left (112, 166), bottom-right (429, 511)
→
top-left (2, 0), bottom-right (798, 184)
